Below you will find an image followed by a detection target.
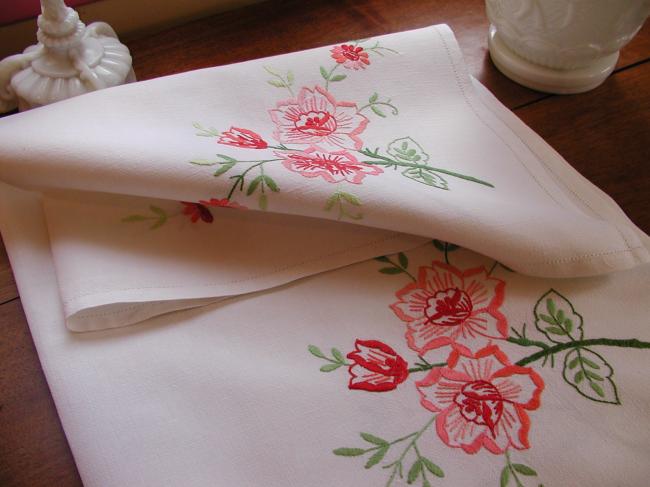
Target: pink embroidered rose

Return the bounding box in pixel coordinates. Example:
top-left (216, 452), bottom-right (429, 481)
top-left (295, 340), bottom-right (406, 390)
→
top-left (277, 146), bottom-right (382, 184)
top-left (269, 86), bottom-right (369, 149)
top-left (181, 202), bottom-right (214, 223)
top-left (200, 198), bottom-right (247, 210)
top-left (390, 262), bottom-right (507, 356)
top-left (218, 127), bottom-right (268, 149)
top-left (417, 345), bottom-right (544, 454)
top-left (347, 339), bottom-right (409, 392)
top-left (331, 44), bottom-right (370, 70)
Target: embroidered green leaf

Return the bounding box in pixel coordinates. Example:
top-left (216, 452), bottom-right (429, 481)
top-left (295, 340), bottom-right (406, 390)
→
top-left (590, 381), bottom-right (605, 397)
top-left (333, 448), bottom-right (366, 457)
top-left (308, 345), bottom-right (326, 359)
top-left (320, 363), bottom-right (342, 372)
top-left (364, 447), bottom-right (387, 469)
top-left (512, 464), bottom-right (537, 476)
top-left (330, 74), bottom-right (347, 82)
top-left (369, 92), bottom-right (379, 103)
top-left (371, 105), bottom-right (386, 117)
top-left (402, 167), bottom-right (448, 189)
top-left (420, 458), bottom-right (444, 477)
top-left (562, 348), bottom-right (619, 404)
top-left (122, 215), bottom-right (149, 222)
top-left (407, 460), bottom-right (422, 484)
top-left (398, 252), bottom-right (408, 269)
top-left (149, 206), bottom-right (165, 216)
top-left (500, 466), bottom-right (510, 487)
top-left (331, 348), bottom-right (345, 363)
top-left (374, 256), bottom-right (391, 263)
top-left (324, 194), bottom-right (338, 211)
top-left (545, 326), bottom-right (567, 335)
top-left (247, 176), bottom-right (263, 195)
top-left (149, 218), bottom-right (167, 230)
top-left (320, 66), bottom-right (330, 80)
top-left (286, 70), bottom-right (295, 85)
top-left (213, 161), bottom-right (236, 177)
top-left (217, 154), bottom-right (238, 163)
top-left (262, 175), bottom-right (279, 192)
top-left (190, 159), bottom-right (218, 166)
top-left (339, 192), bottom-right (361, 206)
top-left (258, 193), bottom-right (268, 210)
top-left (360, 432), bottom-right (387, 446)
top-left (387, 137), bottom-right (430, 164)
top-left (267, 79), bottom-right (286, 88)
top-left (534, 289), bottom-right (584, 344)
top-left (379, 267), bottom-right (403, 275)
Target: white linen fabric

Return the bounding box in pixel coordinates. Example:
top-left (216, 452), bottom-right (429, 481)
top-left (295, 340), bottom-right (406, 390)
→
top-left (0, 24), bottom-right (649, 487)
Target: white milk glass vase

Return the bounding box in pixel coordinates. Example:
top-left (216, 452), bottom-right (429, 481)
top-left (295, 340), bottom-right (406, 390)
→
top-left (486, 0), bottom-right (650, 94)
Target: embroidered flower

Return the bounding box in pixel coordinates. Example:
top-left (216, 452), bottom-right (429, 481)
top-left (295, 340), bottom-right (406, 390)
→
top-left (218, 127), bottom-right (268, 149)
top-left (390, 262), bottom-right (507, 356)
top-left (331, 44), bottom-right (370, 70)
top-left (347, 339), bottom-right (409, 392)
top-left (277, 146), bottom-right (382, 184)
top-left (417, 345), bottom-right (544, 454)
top-left (269, 86), bottom-right (369, 149)
top-left (200, 198), bottom-right (247, 210)
top-left (181, 202), bottom-right (214, 223)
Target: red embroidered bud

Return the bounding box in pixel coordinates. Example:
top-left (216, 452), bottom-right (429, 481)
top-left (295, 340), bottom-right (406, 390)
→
top-left (347, 339), bottom-right (409, 392)
top-left (218, 127), bottom-right (268, 149)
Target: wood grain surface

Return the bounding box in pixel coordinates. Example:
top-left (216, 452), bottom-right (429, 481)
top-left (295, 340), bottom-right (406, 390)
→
top-left (0, 0), bottom-right (648, 485)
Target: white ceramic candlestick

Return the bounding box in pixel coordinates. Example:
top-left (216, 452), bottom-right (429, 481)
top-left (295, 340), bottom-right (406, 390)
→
top-left (486, 0), bottom-right (650, 94)
top-left (0, 0), bottom-right (135, 112)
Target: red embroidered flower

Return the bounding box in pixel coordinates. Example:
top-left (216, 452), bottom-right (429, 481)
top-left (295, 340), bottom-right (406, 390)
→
top-left (390, 262), bottom-right (507, 356)
top-left (200, 198), bottom-right (247, 210)
top-left (269, 86), bottom-right (369, 149)
top-left (331, 44), bottom-right (370, 70)
top-left (181, 202), bottom-right (214, 223)
top-left (277, 146), bottom-right (382, 184)
top-left (218, 127), bottom-right (268, 149)
top-left (347, 339), bottom-right (409, 392)
top-left (417, 345), bottom-right (544, 454)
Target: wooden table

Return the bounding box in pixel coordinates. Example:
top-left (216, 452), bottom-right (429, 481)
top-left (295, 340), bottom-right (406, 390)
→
top-left (1, 1), bottom-right (648, 485)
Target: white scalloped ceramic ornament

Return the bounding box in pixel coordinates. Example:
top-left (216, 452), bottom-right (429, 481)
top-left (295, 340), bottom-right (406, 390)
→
top-left (0, 0), bottom-right (135, 112)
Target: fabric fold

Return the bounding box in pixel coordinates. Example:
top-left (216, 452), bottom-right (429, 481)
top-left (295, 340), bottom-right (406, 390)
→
top-left (0, 24), bottom-right (648, 332)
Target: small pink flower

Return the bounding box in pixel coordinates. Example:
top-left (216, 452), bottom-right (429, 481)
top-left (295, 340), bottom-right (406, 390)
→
top-left (181, 202), bottom-right (213, 223)
top-left (269, 86), bottom-right (369, 149)
top-left (390, 262), bottom-right (507, 356)
top-left (417, 345), bottom-right (544, 454)
top-left (277, 146), bottom-right (382, 184)
top-left (331, 44), bottom-right (370, 70)
top-left (218, 127), bottom-right (268, 149)
top-left (347, 339), bottom-right (409, 392)
top-left (200, 198), bottom-right (247, 210)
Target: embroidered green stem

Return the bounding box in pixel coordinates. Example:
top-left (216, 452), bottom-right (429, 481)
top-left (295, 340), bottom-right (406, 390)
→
top-left (357, 99), bottom-right (399, 117)
top-left (358, 149), bottom-right (494, 188)
top-left (380, 256), bottom-right (416, 282)
top-left (384, 415), bottom-right (437, 487)
top-left (505, 450), bottom-right (524, 487)
top-left (324, 63), bottom-right (341, 90)
top-left (501, 450), bottom-right (539, 487)
top-left (226, 159), bottom-right (281, 199)
top-left (264, 66), bottom-right (295, 96)
top-left (267, 144), bottom-right (291, 151)
top-left (365, 41), bottom-right (399, 56)
top-left (510, 337), bottom-right (650, 367)
top-left (407, 355), bottom-right (446, 374)
top-left (487, 260), bottom-right (499, 276)
top-left (324, 190), bottom-right (363, 221)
